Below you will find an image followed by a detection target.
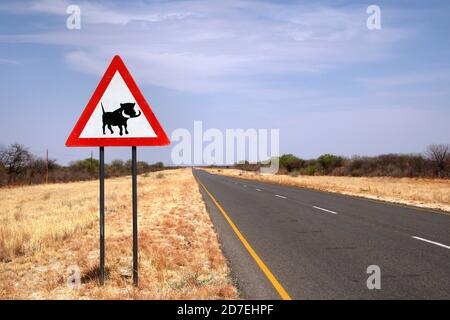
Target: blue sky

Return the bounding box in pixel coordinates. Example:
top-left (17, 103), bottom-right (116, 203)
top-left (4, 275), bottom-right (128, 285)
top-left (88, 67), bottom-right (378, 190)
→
top-left (0, 0), bottom-right (449, 165)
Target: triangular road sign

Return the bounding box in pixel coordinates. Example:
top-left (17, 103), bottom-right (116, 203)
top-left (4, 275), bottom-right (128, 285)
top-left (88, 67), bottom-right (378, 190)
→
top-left (66, 55), bottom-right (170, 147)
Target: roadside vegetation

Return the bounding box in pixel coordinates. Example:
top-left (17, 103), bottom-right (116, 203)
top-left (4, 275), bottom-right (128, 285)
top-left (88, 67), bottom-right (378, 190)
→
top-left (206, 144), bottom-right (450, 212)
top-left (0, 169), bottom-right (237, 299)
top-left (0, 143), bottom-right (168, 186)
top-left (233, 144), bottom-right (450, 179)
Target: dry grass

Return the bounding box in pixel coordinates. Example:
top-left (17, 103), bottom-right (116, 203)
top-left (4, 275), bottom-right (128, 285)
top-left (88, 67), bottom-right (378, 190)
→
top-left (0, 169), bottom-right (237, 299)
top-left (204, 169), bottom-right (450, 212)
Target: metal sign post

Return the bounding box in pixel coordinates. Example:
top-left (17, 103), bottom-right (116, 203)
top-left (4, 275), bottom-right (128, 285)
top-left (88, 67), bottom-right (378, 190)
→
top-left (99, 146), bottom-right (105, 285)
top-left (132, 146), bottom-right (138, 286)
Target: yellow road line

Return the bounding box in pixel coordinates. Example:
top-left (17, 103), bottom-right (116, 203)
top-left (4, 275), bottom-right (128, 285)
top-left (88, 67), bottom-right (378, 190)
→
top-left (195, 176), bottom-right (292, 300)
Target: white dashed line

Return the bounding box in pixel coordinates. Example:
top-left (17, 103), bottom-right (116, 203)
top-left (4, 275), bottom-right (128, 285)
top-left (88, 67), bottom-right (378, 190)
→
top-left (243, 185), bottom-right (247, 187)
top-left (412, 236), bottom-right (450, 250)
top-left (312, 206), bottom-right (338, 215)
top-left (275, 195), bottom-right (287, 199)
top-left (256, 189), bottom-right (262, 192)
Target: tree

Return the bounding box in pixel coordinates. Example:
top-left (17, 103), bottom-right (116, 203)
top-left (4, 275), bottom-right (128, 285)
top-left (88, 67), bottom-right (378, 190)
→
top-left (153, 162), bottom-right (164, 169)
top-left (0, 143), bottom-right (32, 184)
top-left (0, 162), bottom-right (7, 186)
top-left (137, 161), bottom-right (150, 173)
top-left (317, 154), bottom-right (343, 174)
top-left (108, 159), bottom-right (126, 176)
top-left (426, 144), bottom-right (450, 177)
top-left (279, 154), bottom-right (304, 172)
top-left (71, 158), bottom-right (99, 172)
top-left (28, 157), bottom-right (58, 184)
top-left (70, 157), bottom-right (99, 180)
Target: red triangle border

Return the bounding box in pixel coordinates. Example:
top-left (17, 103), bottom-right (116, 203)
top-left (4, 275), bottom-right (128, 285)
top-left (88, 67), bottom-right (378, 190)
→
top-left (66, 55), bottom-right (170, 147)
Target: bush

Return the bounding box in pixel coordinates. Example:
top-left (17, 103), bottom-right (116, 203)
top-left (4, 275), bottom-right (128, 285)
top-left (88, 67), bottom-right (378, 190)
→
top-left (0, 143), bottom-right (32, 184)
top-left (426, 144), bottom-right (450, 177)
top-left (288, 171), bottom-right (299, 177)
top-left (317, 154), bottom-right (343, 174)
top-left (0, 143), bottom-right (167, 186)
top-left (331, 166), bottom-right (349, 176)
top-left (302, 166), bottom-right (317, 176)
top-left (233, 146), bottom-right (450, 178)
top-left (279, 154), bottom-right (305, 172)
top-left (0, 163), bottom-right (7, 186)
top-left (108, 159), bottom-right (126, 176)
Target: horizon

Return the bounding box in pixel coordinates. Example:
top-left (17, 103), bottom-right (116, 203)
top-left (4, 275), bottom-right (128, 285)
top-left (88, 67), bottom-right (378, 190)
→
top-left (3, 141), bottom-right (439, 167)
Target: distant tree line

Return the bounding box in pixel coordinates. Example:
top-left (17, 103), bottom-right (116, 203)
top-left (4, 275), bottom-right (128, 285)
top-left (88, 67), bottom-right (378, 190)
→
top-left (0, 143), bottom-right (166, 186)
top-left (233, 144), bottom-right (450, 178)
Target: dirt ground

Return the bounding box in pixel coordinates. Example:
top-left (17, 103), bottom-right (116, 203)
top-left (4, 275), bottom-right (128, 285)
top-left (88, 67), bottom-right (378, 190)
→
top-left (0, 168), bottom-right (238, 299)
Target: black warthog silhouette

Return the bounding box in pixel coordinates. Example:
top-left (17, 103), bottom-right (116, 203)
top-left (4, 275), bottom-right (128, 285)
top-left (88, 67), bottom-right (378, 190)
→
top-left (101, 102), bottom-right (141, 136)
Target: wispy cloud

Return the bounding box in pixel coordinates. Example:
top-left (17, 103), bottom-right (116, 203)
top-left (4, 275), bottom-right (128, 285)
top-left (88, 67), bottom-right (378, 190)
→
top-left (0, 0), bottom-right (413, 93)
top-left (0, 57), bottom-right (19, 65)
top-left (357, 70), bottom-right (450, 87)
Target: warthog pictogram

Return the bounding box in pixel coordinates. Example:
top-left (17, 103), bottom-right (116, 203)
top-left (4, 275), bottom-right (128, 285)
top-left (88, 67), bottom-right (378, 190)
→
top-left (101, 102), bottom-right (141, 136)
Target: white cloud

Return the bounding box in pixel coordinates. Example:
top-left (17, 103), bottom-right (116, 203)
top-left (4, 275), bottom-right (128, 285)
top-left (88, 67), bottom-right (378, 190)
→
top-left (0, 0), bottom-right (413, 93)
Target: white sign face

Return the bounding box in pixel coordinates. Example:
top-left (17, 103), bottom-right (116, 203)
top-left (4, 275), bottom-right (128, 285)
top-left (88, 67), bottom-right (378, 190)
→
top-left (79, 71), bottom-right (157, 138)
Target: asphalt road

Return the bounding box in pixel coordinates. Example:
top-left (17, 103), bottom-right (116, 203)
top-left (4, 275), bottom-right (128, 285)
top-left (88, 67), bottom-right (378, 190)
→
top-left (193, 169), bottom-right (450, 300)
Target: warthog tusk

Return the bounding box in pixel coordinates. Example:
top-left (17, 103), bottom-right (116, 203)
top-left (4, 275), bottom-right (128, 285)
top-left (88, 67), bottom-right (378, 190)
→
top-left (122, 110), bottom-right (131, 119)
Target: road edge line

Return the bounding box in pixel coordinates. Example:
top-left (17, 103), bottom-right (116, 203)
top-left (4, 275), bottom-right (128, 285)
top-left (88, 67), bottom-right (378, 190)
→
top-left (195, 176), bottom-right (293, 300)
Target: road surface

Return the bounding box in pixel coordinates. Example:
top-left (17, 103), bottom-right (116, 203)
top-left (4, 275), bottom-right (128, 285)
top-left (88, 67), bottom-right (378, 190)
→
top-left (193, 169), bottom-right (450, 300)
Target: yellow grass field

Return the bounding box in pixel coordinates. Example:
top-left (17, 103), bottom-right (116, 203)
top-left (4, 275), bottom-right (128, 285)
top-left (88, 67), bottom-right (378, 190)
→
top-left (205, 169), bottom-right (450, 212)
top-left (0, 168), bottom-right (237, 299)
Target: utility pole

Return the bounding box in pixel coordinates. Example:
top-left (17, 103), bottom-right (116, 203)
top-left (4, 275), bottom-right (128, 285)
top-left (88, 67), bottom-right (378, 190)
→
top-left (45, 149), bottom-right (49, 184)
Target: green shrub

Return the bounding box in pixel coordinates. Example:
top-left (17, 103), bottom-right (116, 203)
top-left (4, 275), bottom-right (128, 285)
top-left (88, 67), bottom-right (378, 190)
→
top-left (303, 166), bottom-right (316, 176)
top-left (279, 154), bottom-right (305, 172)
top-left (317, 154), bottom-right (343, 174)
